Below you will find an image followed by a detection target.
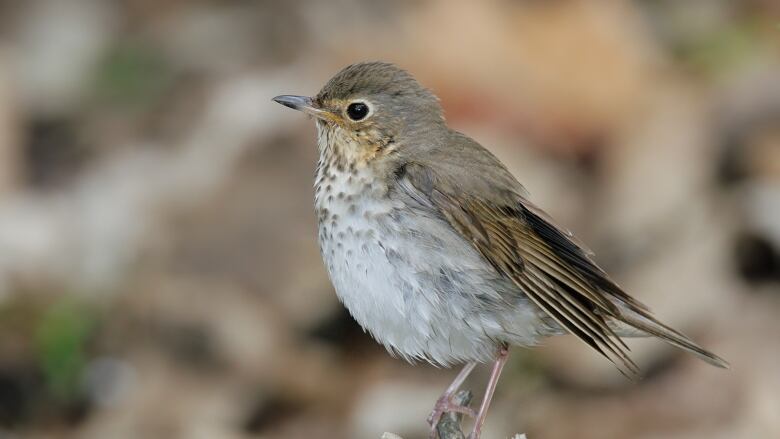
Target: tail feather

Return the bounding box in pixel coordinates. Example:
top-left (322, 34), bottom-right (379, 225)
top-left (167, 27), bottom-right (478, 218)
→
top-left (615, 306), bottom-right (730, 369)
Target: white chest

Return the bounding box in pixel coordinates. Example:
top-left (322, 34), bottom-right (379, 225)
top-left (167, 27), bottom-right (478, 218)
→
top-left (315, 167), bottom-right (409, 338)
top-left (313, 163), bottom-right (545, 366)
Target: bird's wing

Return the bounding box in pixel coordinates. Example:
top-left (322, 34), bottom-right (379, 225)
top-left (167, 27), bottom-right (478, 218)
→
top-left (396, 160), bottom-right (642, 375)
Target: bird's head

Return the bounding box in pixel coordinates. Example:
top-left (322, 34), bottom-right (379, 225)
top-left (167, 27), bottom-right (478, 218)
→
top-left (273, 62), bottom-right (445, 168)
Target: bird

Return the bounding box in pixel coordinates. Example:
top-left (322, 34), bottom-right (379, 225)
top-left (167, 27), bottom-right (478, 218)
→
top-left (272, 61), bottom-right (728, 439)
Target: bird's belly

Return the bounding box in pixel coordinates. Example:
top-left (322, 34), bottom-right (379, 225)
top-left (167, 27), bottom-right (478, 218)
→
top-left (316, 185), bottom-right (545, 366)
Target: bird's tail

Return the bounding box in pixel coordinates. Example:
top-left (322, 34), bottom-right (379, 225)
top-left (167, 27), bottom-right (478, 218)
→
top-left (612, 304), bottom-right (730, 369)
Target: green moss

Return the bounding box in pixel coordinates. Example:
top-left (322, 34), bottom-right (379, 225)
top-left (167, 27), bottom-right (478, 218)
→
top-left (673, 21), bottom-right (765, 76)
top-left (34, 299), bottom-right (96, 400)
top-left (91, 41), bottom-right (173, 108)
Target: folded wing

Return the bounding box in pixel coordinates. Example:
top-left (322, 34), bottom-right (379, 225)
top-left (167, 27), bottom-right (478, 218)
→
top-left (396, 160), bottom-right (728, 374)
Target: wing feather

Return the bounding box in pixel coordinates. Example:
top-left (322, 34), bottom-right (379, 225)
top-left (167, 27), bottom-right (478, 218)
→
top-left (399, 162), bottom-right (642, 374)
top-left (394, 148), bottom-right (728, 371)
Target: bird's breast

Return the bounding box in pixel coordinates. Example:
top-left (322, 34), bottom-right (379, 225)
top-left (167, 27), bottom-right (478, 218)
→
top-left (314, 162), bottom-right (396, 285)
top-left (312, 162), bottom-right (545, 365)
top-left (314, 164), bottom-right (423, 355)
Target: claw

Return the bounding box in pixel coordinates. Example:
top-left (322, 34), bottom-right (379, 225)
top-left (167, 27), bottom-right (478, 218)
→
top-left (427, 396), bottom-right (476, 438)
top-left (427, 363), bottom-right (479, 438)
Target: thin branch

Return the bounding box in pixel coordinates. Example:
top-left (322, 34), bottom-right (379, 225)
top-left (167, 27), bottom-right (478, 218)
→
top-left (436, 390), bottom-right (473, 439)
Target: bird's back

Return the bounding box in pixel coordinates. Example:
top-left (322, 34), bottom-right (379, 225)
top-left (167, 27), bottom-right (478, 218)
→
top-left (393, 129), bottom-right (728, 372)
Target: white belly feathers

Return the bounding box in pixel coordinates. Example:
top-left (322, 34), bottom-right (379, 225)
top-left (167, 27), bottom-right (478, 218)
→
top-left (314, 164), bottom-right (544, 366)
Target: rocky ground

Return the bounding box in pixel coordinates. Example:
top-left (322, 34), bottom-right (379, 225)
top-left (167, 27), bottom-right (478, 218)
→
top-left (0, 1), bottom-right (778, 438)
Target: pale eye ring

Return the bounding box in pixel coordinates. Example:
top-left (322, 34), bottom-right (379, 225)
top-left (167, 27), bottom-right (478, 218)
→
top-left (346, 101), bottom-right (370, 121)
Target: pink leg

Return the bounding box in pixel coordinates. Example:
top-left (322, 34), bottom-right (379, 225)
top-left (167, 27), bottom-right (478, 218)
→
top-left (427, 362), bottom-right (478, 436)
top-left (469, 346), bottom-right (509, 439)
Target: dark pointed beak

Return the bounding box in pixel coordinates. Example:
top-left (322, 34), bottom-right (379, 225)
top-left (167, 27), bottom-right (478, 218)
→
top-left (272, 95), bottom-right (330, 119)
top-left (273, 95), bottom-right (312, 110)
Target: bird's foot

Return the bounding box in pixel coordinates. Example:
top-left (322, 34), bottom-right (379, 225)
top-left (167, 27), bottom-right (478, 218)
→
top-left (427, 395), bottom-right (476, 438)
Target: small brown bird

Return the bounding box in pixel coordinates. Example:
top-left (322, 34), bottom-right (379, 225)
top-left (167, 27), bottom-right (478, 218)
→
top-left (273, 62), bottom-right (728, 439)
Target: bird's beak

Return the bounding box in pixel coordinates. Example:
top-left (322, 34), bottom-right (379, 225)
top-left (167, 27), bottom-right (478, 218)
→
top-left (272, 95), bottom-right (331, 120)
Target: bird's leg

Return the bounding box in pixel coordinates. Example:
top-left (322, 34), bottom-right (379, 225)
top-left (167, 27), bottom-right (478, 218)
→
top-left (427, 362), bottom-right (478, 436)
top-left (469, 346), bottom-right (509, 439)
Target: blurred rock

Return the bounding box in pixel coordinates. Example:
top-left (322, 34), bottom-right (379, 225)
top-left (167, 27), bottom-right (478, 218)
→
top-left (83, 357), bottom-right (136, 409)
top-left (350, 380), bottom-right (441, 439)
top-left (0, 71), bottom-right (302, 298)
top-left (22, 116), bottom-right (93, 189)
top-left (0, 51), bottom-right (19, 198)
top-left (734, 231), bottom-right (780, 284)
top-left (399, 0), bottom-right (662, 155)
top-left (11, 0), bottom-right (118, 115)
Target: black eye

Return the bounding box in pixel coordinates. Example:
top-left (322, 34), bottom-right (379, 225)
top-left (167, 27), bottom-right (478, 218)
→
top-left (346, 102), bottom-right (369, 121)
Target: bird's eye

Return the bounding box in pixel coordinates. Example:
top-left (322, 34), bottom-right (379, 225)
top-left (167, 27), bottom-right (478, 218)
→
top-left (346, 102), bottom-right (369, 121)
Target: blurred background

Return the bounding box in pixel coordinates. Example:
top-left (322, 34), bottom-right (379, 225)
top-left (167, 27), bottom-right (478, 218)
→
top-left (0, 1), bottom-right (778, 438)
